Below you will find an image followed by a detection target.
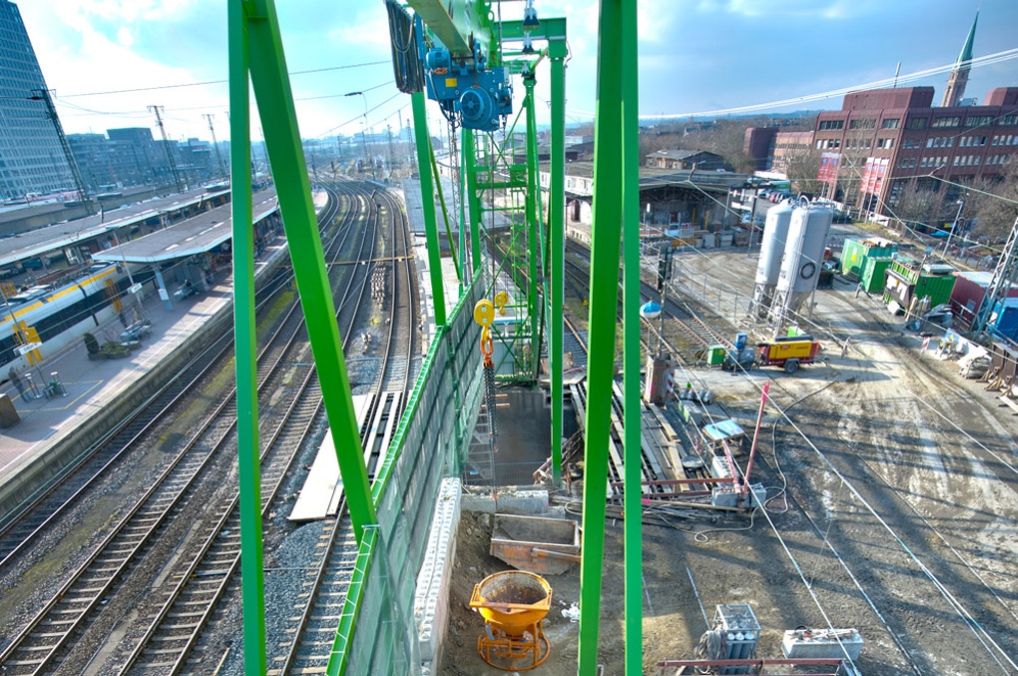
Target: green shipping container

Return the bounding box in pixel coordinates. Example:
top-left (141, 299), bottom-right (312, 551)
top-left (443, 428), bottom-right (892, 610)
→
top-left (861, 256), bottom-right (893, 294)
top-left (913, 272), bottom-right (957, 309)
top-left (841, 238), bottom-right (898, 280)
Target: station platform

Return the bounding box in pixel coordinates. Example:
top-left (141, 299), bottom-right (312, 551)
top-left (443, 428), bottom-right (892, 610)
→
top-left (0, 237), bottom-right (289, 503)
top-left (0, 189), bottom-right (326, 509)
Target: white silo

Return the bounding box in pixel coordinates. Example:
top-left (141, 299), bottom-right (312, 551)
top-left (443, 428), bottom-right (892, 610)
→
top-left (751, 202), bottom-right (793, 317)
top-left (769, 205), bottom-right (833, 325)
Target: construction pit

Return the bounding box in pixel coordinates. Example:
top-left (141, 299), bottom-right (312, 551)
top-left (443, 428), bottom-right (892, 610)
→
top-left (422, 237), bottom-right (1018, 676)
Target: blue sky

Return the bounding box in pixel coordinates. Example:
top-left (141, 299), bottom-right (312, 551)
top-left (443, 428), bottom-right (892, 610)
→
top-left (15, 0), bottom-right (1018, 144)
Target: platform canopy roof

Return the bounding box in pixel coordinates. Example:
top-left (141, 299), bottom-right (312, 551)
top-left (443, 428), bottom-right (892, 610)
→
top-left (0, 186), bottom-right (228, 269)
top-left (94, 190), bottom-right (278, 264)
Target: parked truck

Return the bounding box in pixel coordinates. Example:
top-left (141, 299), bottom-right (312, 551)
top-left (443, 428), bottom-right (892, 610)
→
top-left (756, 336), bottom-right (822, 374)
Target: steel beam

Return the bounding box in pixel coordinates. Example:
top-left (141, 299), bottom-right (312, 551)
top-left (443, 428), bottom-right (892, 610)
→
top-left (463, 129), bottom-right (483, 275)
top-left (411, 91), bottom-right (448, 326)
top-left (523, 76), bottom-right (541, 379)
top-left (577, 0), bottom-right (624, 673)
top-left (620, 0), bottom-right (643, 672)
top-left (227, 2), bottom-right (265, 673)
top-left (549, 44), bottom-right (566, 486)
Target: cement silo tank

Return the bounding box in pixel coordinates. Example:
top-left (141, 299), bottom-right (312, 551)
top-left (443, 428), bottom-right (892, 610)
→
top-left (751, 202), bottom-right (793, 317)
top-left (771, 206), bottom-right (833, 319)
top-left (755, 202), bottom-right (794, 287)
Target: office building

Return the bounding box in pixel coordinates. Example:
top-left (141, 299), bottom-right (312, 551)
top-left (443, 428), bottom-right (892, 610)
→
top-left (0, 0), bottom-right (75, 200)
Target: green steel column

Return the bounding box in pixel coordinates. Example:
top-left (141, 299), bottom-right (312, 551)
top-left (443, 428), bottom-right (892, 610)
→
top-left (578, 0), bottom-right (624, 673)
top-left (523, 76), bottom-right (540, 378)
top-left (549, 52), bottom-right (565, 486)
top-left (245, 0), bottom-right (377, 540)
top-left (458, 130), bottom-right (468, 286)
top-left (228, 2), bottom-right (266, 674)
top-left (463, 129), bottom-right (482, 274)
top-left (411, 91), bottom-right (448, 326)
top-left (620, 0), bottom-right (643, 671)
top-left (428, 138), bottom-right (460, 281)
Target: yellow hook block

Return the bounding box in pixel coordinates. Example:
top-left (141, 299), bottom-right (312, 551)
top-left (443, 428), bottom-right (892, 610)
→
top-left (474, 299), bottom-right (495, 327)
top-left (494, 290), bottom-right (509, 316)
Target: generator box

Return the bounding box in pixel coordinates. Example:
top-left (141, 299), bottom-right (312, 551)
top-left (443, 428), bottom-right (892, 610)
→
top-left (782, 627), bottom-right (863, 661)
top-left (761, 339), bottom-right (816, 361)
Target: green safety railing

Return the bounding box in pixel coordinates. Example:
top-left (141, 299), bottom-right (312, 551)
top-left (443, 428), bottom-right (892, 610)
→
top-left (328, 277), bottom-right (486, 675)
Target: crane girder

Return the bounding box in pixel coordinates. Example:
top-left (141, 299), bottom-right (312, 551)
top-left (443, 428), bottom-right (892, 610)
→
top-left (406, 0), bottom-right (492, 60)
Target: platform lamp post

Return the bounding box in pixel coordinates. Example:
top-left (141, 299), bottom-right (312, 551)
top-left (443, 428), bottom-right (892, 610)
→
top-left (943, 198), bottom-right (965, 259)
top-left (345, 91), bottom-right (375, 182)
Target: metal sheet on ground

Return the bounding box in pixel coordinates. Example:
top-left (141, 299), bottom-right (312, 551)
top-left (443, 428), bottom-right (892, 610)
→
top-left (288, 394), bottom-right (372, 521)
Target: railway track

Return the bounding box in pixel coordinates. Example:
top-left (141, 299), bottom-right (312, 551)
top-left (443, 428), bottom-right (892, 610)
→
top-left (0, 191), bottom-right (350, 567)
top-left (108, 181), bottom-right (407, 675)
top-left (263, 186), bottom-right (418, 675)
top-left (0, 180), bottom-right (415, 674)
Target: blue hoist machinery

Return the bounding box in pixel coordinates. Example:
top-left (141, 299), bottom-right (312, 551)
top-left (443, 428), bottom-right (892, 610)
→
top-left (387, 0), bottom-right (540, 131)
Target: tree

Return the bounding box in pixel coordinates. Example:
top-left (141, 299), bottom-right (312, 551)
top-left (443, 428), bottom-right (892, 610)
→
top-left (889, 180), bottom-right (944, 233)
top-left (783, 147), bottom-right (824, 196)
top-left (970, 162), bottom-right (1018, 243)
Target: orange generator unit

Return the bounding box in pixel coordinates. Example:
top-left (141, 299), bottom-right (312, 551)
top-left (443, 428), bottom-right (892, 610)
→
top-left (757, 336), bottom-right (822, 374)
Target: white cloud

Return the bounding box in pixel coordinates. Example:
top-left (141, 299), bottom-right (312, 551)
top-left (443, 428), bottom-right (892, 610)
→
top-left (713, 0), bottom-right (886, 19)
top-left (116, 25), bottom-right (134, 47)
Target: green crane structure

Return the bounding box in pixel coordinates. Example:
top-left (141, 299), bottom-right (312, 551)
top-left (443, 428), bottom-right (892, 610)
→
top-left (227, 0), bottom-right (642, 673)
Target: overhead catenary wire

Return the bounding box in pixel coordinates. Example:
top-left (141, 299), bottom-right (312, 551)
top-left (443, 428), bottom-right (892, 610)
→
top-left (57, 60), bottom-right (390, 98)
top-left (565, 47), bottom-right (1018, 120)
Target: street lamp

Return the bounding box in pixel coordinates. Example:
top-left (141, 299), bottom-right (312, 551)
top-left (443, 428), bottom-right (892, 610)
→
top-left (345, 91), bottom-right (376, 181)
top-left (943, 198), bottom-right (965, 258)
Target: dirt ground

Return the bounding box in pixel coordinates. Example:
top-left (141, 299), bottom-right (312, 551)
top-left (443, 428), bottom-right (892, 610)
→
top-left (440, 229), bottom-right (1018, 676)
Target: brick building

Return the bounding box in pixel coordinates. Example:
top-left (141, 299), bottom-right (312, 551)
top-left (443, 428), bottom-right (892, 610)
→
top-left (749, 12), bottom-right (1018, 218)
top-left (808, 86), bottom-right (1018, 214)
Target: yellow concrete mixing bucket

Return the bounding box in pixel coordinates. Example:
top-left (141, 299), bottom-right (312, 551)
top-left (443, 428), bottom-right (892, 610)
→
top-left (469, 571), bottom-right (553, 671)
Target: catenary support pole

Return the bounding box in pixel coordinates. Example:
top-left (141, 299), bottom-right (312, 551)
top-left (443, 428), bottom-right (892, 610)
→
top-left (411, 91), bottom-right (448, 326)
top-left (620, 0), bottom-right (643, 671)
top-left (549, 49), bottom-right (566, 486)
top-left (227, 2), bottom-right (265, 674)
top-left (243, 0), bottom-right (377, 542)
top-left (578, 0), bottom-right (624, 673)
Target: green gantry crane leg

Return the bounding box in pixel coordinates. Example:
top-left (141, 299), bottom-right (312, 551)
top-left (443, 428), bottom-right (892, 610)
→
top-left (577, 3), bottom-right (643, 667)
top-left (230, 1), bottom-right (379, 674)
top-left (228, 2), bottom-right (265, 673)
top-left (620, 0), bottom-right (644, 673)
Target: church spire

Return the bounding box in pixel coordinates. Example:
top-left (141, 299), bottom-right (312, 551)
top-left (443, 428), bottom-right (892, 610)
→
top-left (942, 11), bottom-right (978, 107)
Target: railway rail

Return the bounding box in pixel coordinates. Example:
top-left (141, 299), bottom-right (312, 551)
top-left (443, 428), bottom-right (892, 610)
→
top-left (0, 180), bottom-right (420, 675)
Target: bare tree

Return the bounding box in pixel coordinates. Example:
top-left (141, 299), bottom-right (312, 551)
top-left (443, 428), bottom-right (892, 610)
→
top-left (782, 147), bottom-right (824, 196)
top-left (969, 163), bottom-right (1018, 243)
top-left (889, 180), bottom-right (944, 232)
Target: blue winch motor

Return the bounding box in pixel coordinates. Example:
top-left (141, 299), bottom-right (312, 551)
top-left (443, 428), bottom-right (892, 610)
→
top-left (418, 26), bottom-right (512, 131)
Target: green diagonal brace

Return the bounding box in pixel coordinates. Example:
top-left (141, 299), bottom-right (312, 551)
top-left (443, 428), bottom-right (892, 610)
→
top-left (241, 0), bottom-right (377, 549)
